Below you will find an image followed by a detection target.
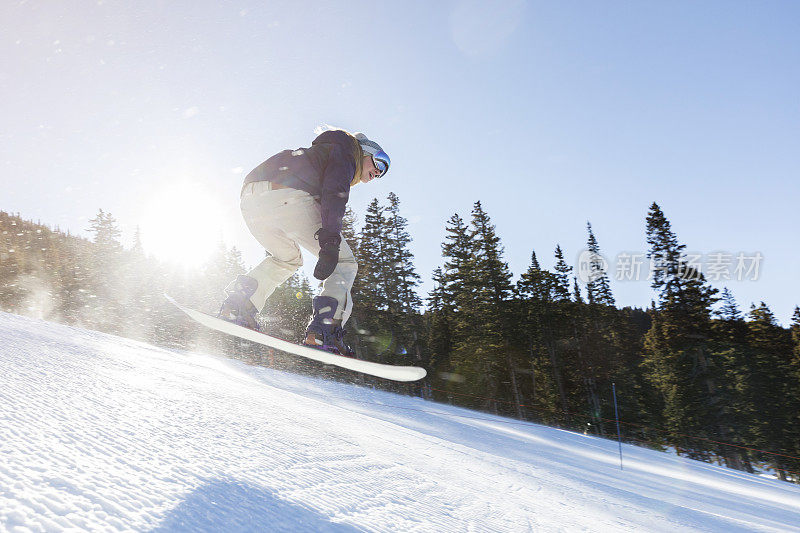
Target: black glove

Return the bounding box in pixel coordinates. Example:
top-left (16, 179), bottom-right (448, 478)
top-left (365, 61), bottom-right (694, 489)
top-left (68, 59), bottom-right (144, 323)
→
top-left (313, 229), bottom-right (341, 280)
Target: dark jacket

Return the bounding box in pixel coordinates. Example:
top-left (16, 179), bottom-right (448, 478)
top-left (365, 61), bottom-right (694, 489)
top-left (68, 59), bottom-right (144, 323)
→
top-left (243, 130), bottom-right (357, 235)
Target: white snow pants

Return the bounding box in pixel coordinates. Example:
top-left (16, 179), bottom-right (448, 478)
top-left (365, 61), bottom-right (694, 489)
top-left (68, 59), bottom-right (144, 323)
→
top-left (239, 181), bottom-right (358, 325)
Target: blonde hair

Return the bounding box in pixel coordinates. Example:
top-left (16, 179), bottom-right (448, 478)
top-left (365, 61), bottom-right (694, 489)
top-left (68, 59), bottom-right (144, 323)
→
top-left (314, 125), bottom-right (364, 186)
top-left (351, 146), bottom-right (364, 186)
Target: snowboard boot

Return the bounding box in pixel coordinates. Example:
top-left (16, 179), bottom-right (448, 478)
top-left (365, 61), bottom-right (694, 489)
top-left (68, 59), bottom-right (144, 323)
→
top-left (303, 296), bottom-right (355, 356)
top-left (218, 275), bottom-right (260, 330)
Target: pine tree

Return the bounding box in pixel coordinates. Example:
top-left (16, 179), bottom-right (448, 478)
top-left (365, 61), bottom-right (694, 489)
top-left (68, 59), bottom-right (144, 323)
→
top-left (517, 251), bottom-right (551, 302)
top-left (573, 277), bottom-right (584, 304)
top-left (710, 288), bottom-right (755, 471)
top-left (746, 302), bottom-right (800, 480)
top-left (350, 196), bottom-right (423, 362)
top-left (426, 267), bottom-right (453, 375)
top-left (382, 193), bottom-right (423, 360)
top-left (645, 203), bottom-right (685, 297)
top-left (791, 306), bottom-right (800, 363)
top-left (517, 247), bottom-right (573, 416)
top-left (383, 193), bottom-right (422, 315)
top-left (118, 226), bottom-right (158, 341)
top-left (642, 203), bottom-right (722, 459)
top-left (468, 202), bottom-right (513, 327)
top-left (516, 250), bottom-right (563, 420)
top-left (425, 213), bottom-right (474, 391)
top-left (434, 205), bottom-right (521, 412)
top-left (585, 222), bottom-right (615, 306)
top-left (790, 306), bottom-right (800, 475)
top-left (353, 198), bottom-right (387, 315)
top-left (131, 226), bottom-right (145, 257)
top-left (440, 213), bottom-right (475, 341)
top-left (718, 288), bottom-right (742, 321)
top-left (454, 203), bottom-right (526, 414)
top-left (57, 230), bottom-right (92, 323)
top-left (341, 205), bottom-right (358, 247)
top-left (87, 209), bottom-right (122, 251)
top-left (552, 245), bottom-right (572, 302)
top-left (348, 199), bottom-right (387, 357)
top-left (84, 209), bottom-right (124, 332)
top-left (0, 212), bottom-right (25, 312)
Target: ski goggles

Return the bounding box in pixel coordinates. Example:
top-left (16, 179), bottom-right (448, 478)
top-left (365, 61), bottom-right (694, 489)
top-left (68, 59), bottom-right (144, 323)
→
top-left (372, 150), bottom-right (390, 178)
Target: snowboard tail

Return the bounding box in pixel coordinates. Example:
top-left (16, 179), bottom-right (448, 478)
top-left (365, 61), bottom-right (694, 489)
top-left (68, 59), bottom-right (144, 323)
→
top-left (165, 294), bottom-right (427, 382)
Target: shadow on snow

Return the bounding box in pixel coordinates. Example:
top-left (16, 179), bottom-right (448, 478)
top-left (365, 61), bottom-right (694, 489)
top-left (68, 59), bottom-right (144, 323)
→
top-left (151, 479), bottom-right (361, 533)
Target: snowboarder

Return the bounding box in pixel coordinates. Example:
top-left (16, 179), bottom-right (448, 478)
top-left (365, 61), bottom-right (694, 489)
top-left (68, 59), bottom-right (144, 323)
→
top-left (218, 128), bottom-right (390, 356)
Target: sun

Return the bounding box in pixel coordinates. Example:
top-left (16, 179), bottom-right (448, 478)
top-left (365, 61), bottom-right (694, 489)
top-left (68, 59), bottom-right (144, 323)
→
top-left (139, 181), bottom-right (226, 268)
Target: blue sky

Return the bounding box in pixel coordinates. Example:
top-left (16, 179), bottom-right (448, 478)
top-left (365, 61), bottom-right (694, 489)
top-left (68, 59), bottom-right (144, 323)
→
top-left (1, 1), bottom-right (798, 323)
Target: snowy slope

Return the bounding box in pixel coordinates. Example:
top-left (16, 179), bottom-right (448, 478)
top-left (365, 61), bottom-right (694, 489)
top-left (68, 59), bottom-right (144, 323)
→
top-left (1, 312), bottom-right (799, 532)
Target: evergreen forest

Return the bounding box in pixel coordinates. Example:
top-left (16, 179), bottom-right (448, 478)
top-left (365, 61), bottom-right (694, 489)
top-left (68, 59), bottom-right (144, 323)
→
top-left (2, 198), bottom-right (799, 483)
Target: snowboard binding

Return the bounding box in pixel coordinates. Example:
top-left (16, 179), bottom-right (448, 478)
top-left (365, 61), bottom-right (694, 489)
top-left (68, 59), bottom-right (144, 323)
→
top-left (303, 296), bottom-right (355, 357)
top-left (218, 275), bottom-right (260, 330)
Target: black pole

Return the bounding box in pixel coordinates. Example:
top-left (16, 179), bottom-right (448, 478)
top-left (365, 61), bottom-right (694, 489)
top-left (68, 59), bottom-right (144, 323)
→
top-left (613, 382), bottom-right (623, 470)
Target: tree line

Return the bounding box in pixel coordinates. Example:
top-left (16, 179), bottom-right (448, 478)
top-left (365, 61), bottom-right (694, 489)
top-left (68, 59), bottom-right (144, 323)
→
top-left (1, 198), bottom-right (799, 482)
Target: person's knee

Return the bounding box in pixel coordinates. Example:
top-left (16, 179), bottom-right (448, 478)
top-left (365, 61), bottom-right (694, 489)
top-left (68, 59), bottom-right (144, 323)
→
top-left (287, 250), bottom-right (304, 269)
top-left (273, 246), bottom-right (303, 270)
top-left (338, 258), bottom-right (357, 278)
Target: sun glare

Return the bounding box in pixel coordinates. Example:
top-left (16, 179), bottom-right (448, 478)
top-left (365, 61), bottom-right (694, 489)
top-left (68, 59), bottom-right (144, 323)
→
top-left (139, 181), bottom-right (225, 268)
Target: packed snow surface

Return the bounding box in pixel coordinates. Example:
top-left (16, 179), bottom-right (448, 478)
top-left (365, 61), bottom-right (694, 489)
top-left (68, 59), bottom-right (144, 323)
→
top-left (1, 312), bottom-right (799, 532)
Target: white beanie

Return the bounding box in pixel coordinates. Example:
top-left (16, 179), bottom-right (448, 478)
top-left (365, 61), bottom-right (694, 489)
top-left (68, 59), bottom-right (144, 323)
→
top-left (354, 132), bottom-right (384, 156)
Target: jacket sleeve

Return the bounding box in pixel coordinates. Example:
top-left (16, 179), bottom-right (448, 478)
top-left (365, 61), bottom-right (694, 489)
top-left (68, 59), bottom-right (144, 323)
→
top-left (319, 143), bottom-right (355, 236)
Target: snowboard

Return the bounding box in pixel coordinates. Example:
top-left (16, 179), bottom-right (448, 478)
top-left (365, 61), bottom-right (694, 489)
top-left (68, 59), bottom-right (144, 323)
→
top-left (165, 294), bottom-right (427, 382)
